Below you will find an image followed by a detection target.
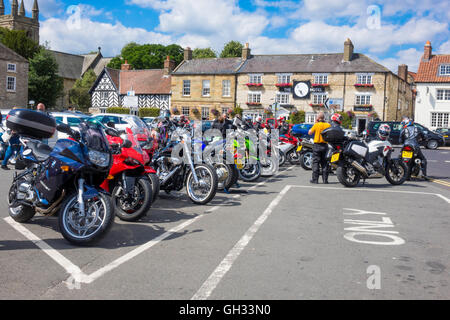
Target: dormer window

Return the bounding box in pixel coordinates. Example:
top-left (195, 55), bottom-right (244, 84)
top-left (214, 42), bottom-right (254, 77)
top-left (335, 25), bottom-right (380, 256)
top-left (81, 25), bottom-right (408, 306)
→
top-left (439, 64), bottom-right (450, 76)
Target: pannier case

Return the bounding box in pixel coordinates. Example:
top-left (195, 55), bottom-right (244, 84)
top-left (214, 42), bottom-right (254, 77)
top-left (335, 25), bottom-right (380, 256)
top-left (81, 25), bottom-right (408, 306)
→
top-left (6, 109), bottom-right (56, 139)
top-left (344, 141), bottom-right (368, 159)
top-left (322, 127), bottom-right (346, 143)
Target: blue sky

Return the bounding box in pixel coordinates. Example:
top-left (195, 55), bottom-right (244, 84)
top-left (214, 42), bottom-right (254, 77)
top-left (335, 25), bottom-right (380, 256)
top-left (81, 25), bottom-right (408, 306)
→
top-left (7, 0), bottom-right (450, 72)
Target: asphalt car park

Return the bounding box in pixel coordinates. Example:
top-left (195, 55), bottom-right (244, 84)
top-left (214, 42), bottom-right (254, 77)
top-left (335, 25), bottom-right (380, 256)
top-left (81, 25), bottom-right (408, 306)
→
top-left (0, 155), bottom-right (449, 300)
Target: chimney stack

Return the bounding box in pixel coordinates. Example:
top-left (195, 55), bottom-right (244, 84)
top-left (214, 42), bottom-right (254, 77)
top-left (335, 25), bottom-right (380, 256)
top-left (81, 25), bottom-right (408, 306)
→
top-left (164, 56), bottom-right (175, 75)
top-left (343, 38), bottom-right (354, 62)
top-left (242, 43), bottom-right (251, 60)
top-left (121, 60), bottom-right (131, 71)
top-left (423, 41), bottom-right (432, 61)
top-left (184, 47), bottom-right (192, 61)
top-left (398, 64), bottom-right (408, 81)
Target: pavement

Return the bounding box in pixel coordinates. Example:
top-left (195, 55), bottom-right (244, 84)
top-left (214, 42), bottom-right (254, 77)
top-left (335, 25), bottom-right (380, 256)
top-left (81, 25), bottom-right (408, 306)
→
top-left (0, 149), bottom-right (449, 300)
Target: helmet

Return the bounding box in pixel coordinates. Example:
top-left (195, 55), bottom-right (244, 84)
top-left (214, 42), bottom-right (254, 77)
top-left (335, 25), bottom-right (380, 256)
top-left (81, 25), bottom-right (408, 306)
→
top-left (331, 113), bottom-right (343, 125)
top-left (401, 117), bottom-right (412, 127)
top-left (377, 124), bottom-right (391, 141)
top-left (244, 115), bottom-right (252, 122)
top-left (256, 116), bottom-right (262, 122)
top-left (278, 116), bottom-right (285, 122)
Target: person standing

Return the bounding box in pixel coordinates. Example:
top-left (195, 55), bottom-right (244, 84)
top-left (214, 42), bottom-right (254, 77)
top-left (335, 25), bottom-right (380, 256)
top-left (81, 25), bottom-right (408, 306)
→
top-left (308, 112), bottom-right (331, 184)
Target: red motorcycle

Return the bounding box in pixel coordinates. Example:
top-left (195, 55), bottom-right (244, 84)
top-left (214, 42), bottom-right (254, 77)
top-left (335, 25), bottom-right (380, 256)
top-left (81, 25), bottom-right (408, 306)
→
top-left (101, 127), bottom-right (156, 222)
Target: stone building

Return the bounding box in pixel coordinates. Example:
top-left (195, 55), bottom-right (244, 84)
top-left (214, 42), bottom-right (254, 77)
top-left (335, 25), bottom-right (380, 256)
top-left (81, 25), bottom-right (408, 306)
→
top-left (0, 41), bottom-right (28, 109)
top-left (236, 40), bottom-right (414, 134)
top-left (0, 0), bottom-right (40, 43)
top-left (170, 47), bottom-right (243, 120)
top-left (413, 41), bottom-right (450, 129)
top-left (89, 58), bottom-right (172, 115)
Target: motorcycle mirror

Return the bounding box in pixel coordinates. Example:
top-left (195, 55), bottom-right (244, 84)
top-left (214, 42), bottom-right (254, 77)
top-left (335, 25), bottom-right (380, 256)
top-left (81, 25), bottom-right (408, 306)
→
top-left (56, 123), bottom-right (72, 135)
top-left (105, 127), bottom-right (120, 137)
top-left (106, 121), bottom-right (116, 128)
top-left (122, 140), bottom-right (132, 149)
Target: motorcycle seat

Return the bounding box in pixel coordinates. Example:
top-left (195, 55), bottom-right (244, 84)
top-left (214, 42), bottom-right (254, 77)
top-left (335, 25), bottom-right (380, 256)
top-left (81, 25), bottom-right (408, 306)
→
top-left (26, 140), bottom-right (53, 162)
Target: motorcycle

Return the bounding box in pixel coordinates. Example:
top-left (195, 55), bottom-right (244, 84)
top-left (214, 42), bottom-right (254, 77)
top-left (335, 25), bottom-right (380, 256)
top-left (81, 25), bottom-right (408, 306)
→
top-left (279, 134), bottom-right (302, 166)
top-left (400, 144), bottom-right (423, 180)
top-left (152, 128), bottom-right (218, 205)
top-left (325, 128), bottom-right (407, 188)
top-left (297, 138), bottom-right (314, 170)
top-left (101, 126), bottom-right (154, 222)
top-left (8, 119), bottom-right (116, 245)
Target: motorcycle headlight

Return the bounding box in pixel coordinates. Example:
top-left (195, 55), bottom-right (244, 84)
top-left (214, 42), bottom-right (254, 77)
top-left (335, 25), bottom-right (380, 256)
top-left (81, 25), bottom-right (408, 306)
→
top-left (88, 150), bottom-right (110, 168)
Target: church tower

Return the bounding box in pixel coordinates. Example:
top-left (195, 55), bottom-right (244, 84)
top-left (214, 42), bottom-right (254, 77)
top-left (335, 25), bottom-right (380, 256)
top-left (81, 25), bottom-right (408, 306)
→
top-left (0, 0), bottom-right (40, 44)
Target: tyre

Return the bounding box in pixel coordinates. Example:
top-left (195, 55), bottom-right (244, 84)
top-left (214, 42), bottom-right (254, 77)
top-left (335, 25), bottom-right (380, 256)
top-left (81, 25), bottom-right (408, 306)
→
top-left (300, 151), bottom-right (313, 171)
top-left (426, 140), bottom-right (439, 150)
top-left (8, 183), bottom-right (35, 223)
top-left (385, 159), bottom-right (407, 185)
top-left (113, 176), bottom-right (153, 222)
top-left (186, 163), bottom-right (218, 205)
top-left (238, 162), bottom-right (261, 182)
top-left (58, 192), bottom-right (114, 246)
top-left (337, 164), bottom-right (361, 188)
top-left (261, 157), bottom-right (277, 177)
top-left (147, 173), bottom-right (160, 203)
top-left (279, 150), bottom-right (286, 167)
top-left (215, 163), bottom-right (232, 190)
top-left (287, 150), bottom-right (300, 165)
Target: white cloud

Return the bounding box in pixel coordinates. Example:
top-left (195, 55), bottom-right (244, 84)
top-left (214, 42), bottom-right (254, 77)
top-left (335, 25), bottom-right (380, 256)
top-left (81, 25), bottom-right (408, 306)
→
top-left (438, 41), bottom-right (450, 54)
top-left (40, 17), bottom-right (172, 56)
top-left (373, 48), bottom-right (423, 73)
top-left (23, 0), bottom-right (64, 18)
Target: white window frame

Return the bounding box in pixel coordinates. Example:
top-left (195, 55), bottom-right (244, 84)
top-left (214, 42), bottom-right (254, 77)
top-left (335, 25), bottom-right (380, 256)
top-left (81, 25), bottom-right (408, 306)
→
top-left (202, 80), bottom-right (211, 97)
top-left (312, 93), bottom-right (328, 104)
top-left (355, 94), bottom-right (371, 105)
top-left (183, 80), bottom-right (191, 96)
top-left (313, 73), bottom-right (329, 84)
top-left (201, 107), bottom-right (209, 120)
top-left (431, 112), bottom-right (449, 128)
top-left (306, 113), bottom-right (317, 124)
top-left (221, 107), bottom-right (229, 115)
top-left (7, 63), bottom-right (16, 73)
top-left (276, 93), bottom-right (290, 105)
top-left (439, 64), bottom-right (450, 76)
top-left (249, 74), bottom-right (263, 84)
top-left (277, 73), bottom-right (292, 84)
top-left (6, 76), bottom-right (16, 92)
top-left (436, 89), bottom-right (450, 101)
top-left (222, 80), bottom-right (231, 97)
top-left (248, 92), bottom-right (262, 103)
top-left (356, 73), bottom-right (373, 84)
top-left (182, 107), bottom-right (190, 116)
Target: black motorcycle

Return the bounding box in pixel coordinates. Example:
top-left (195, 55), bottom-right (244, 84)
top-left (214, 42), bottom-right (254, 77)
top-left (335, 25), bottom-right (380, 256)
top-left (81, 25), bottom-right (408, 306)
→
top-left (8, 114), bottom-right (118, 245)
top-left (401, 144), bottom-right (423, 179)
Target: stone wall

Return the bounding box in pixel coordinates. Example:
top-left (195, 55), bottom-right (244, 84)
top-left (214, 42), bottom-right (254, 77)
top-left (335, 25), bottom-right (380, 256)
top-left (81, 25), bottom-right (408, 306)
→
top-left (0, 58), bottom-right (29, 109)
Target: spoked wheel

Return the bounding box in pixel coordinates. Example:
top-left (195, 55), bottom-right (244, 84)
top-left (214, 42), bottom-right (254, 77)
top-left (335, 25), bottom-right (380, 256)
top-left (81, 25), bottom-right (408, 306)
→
top-left (385, 160), bottom-right (407, 185)
top-left (336, 164), bottom-right (361, 188)
top-left (113, 177), bottom-right (153, 222)
top-left (186, 164), bottom-right (218, 205)
top-left (58, 192), bottom-right (114, 245)
top-left (300, 151), bottom-right (313, 170)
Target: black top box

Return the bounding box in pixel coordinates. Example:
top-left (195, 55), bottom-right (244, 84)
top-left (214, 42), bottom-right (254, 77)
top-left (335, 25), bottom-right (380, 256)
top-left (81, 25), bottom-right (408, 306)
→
top-left (6, 109), bottom-right (56, 139)
top-left (322, 126), bottom-right (346, 143)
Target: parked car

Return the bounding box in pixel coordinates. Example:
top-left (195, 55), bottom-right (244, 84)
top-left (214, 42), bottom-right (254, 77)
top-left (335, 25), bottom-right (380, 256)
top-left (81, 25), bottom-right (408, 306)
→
top-left (435, 128), bottom-right (449, 145)
top-left (49, 112), bottom-right (90, 146)
top-left (291, 123), bottom-right (313, 138)
top-left (366, 121), bottom-right (445, 149)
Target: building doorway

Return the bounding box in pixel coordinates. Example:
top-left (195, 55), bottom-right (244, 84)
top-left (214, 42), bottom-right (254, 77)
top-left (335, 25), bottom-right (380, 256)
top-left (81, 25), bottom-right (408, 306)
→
top-left (357, 117), bottom-right (367, 135)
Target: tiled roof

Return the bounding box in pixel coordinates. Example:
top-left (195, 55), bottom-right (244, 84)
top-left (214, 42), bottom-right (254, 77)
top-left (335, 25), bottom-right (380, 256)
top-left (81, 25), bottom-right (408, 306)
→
top-left (415, 54), bottom-right (450, 83)
top-left (173, 57), bottom-right (244, 74)
top-left (238, 53), bottom-right (390, 73)
top-left (50, 51), bottom-right (85, 80)
top-left (118, 69), bottom-right (171, 95)
top-left (0, 42), bottom-right (28, 63)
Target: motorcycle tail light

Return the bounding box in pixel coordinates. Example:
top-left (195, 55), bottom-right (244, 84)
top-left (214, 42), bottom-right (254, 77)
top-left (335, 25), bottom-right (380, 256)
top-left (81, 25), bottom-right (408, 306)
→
top-left (404, 146), bottom-right (413, 151)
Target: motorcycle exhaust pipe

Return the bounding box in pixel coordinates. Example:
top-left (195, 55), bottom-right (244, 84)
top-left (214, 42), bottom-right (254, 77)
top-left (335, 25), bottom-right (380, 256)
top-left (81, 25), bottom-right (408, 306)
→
top-left (351, 161), bottom-right (369, 177)
top-left (36, 190), bottom-right (66, 216)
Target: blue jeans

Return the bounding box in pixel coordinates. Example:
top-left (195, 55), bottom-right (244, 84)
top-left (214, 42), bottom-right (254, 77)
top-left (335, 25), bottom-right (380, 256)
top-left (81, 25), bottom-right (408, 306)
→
top-left (2, 136), bottom-right (20, 166)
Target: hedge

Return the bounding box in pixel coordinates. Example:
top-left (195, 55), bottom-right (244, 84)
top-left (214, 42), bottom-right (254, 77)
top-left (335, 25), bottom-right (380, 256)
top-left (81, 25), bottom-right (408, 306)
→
top-left (106, 107), bottom-right (130, 115)
top-left (139, 108), bottom-right (161, 118)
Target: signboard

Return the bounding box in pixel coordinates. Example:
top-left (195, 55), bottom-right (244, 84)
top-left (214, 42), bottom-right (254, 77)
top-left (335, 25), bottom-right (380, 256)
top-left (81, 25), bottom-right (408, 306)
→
top-left (310, 87), bottom-right (325, 93)
top-left (127, 90), bottom-right (135, 96)
top-left (354, 106), bottom-right (373, 112)
top-left (293, 81), bottom-right (311, 99)
top-left (123, 96), bottom-right (138, 108)
top-left (279, 87), bottom-right (292, 93)
top-left (328, 98), bottom-right (344, 111)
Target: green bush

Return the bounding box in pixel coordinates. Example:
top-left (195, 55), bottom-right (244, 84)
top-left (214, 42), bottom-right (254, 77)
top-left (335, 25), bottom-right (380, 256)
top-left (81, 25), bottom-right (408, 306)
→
top-left (106, 107), bottom-right (130, 115)
top-left (289, 111), bottom-right (305, 124)
top-left (139, 108), bottom-right (161, 118)
top-left (338, 111), bottom-right (353, 129)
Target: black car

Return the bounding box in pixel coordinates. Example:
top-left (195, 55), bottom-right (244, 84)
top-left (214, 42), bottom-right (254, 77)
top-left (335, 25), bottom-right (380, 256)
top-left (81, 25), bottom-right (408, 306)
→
top-left (435, 128), bottom-right (450, 145)
top-left (366, 121), bottom-right (445, 149)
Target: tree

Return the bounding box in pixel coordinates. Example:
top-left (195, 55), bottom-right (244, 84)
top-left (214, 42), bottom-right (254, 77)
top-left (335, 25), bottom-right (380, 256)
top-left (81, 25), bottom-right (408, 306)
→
top-left (193, 48), bottom-right (217, 59)
top-left (69, 69), bottom-right (97, 111)
top-left (28, 48), bottom-right (64, 109)
top-left (0, 27), bottom-right (40, 60)
top-left (107, 43), bottom-right (184, 70)
top-left (220, 41), bottom-right (243, 58)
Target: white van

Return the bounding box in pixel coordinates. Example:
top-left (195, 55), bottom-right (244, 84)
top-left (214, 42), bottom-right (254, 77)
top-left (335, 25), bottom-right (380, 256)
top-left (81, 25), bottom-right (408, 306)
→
top-left (49, 112), bottom-right (89, 145)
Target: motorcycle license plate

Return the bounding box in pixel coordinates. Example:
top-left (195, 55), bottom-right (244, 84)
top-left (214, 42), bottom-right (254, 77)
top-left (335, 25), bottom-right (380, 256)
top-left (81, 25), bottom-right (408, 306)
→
top-left (235, 159), bottom-right (244, 170)
top-left (331, 153), bottom-right (340, 163)
top-left (297, 146), bottom-right (303, 152)
top-left (402, 151), bottom-right (413, 159)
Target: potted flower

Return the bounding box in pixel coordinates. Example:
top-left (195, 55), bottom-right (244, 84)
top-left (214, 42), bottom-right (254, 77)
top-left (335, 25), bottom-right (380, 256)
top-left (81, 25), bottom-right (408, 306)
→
top-left (311, 83), bottom-right (329, 87)
top-left (170, 106), bottom-right (180, 115)
top-left (246, 83), bottom-right (263, 87)
top-left (355, 83), bottom-right (374, 88)
top-left (347, 111), bottom-right (355, 119)
top-left (275, 83), bottom-right (293, 88)
top-left (309, 103), bottom-right (325, 107)
top-left (247, 102), bottom-right (262, 106)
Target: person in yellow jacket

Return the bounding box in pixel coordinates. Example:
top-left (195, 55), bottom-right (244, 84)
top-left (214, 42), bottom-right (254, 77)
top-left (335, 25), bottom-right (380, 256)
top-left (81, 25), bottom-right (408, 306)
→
top-left (308, 112), bottom-right (331, 184)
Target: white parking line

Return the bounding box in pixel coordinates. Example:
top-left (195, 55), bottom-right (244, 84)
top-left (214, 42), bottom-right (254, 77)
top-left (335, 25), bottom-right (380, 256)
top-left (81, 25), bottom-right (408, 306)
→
top-left (192, 185), bottom-right (292, 300)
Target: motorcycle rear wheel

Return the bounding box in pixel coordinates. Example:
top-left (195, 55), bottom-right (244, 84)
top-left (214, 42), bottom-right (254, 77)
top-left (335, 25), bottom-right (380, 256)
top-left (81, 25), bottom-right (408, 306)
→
top-left (337, 164), bottom-right (361, 188)
top-left (287, 150), bottom-right (300, 165)
top-left (7, 182), bottom-right (36, 223)
top-left (59, 192), bottom-right (114, 245)
top-left (300, 151), bottom-right (313, 171)
top-left (147, 173), bottom-right (160, 203)
top-left (239, 162), bottom-right (261, 182)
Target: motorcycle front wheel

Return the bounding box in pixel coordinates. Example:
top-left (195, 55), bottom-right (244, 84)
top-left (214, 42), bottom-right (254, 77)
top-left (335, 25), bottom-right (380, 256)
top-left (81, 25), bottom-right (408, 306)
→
top-left (385, 160), bottom-right (407, 185)
top-left (186, 164), bottom-right (218, 205)
top-left (58, 192), bottom-right (114, 245)
top-left (113, 176), bottom-right (153, 222)
top-left (300, 151), bottom-right (313, 170)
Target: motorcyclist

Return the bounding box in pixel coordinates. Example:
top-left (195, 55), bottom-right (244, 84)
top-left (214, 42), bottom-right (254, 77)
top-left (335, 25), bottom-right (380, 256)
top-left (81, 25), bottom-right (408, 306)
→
top-left (254, 116), bottom-right (264, 132)
top-left (278, 117), bottom-right (290, 137)
top-left (399, 117), bottom-right (428, 179)
top-left (241, 115), bottom-right (255, 131)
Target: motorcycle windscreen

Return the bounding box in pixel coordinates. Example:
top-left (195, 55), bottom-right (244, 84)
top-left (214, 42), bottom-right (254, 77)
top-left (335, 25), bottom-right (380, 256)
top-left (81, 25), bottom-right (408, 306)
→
top-left (79, 120), bottom-right (111, 153)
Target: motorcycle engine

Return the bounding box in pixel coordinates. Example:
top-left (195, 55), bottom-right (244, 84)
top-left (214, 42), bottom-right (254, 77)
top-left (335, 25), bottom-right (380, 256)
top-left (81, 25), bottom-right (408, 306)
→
top-left (17, 182), bottom-right (35, 202)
